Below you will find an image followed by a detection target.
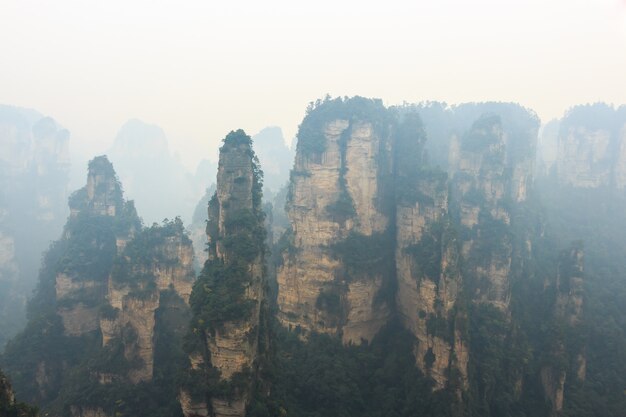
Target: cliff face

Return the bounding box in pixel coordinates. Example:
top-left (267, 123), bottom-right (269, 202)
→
top-left (275, 99), bottom-right (540, 394)
top-left (56, 157), bottom-right (131, 339)
top-left (277, 98), bottom-right (393, 344)
top-left (102, 219), bottom-right (195, 384)
top-left (181, 130), bottom-right (266, 417)
top-left (0, 106), bottom-right (70, 348)
top-left (555, 104), bottom-right (626, 189)
top-left (2, 156), bottom-right (194, 417)
top-left (394, 114), bottom-right (467, 390)
top-left (450, 116), bottom-right (514, 310)
top-left (541, 244), bottom-right (586, 415)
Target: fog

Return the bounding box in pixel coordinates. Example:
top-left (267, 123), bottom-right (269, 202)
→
top-left (2, 0), bottom-right (626, 171)
top-left (2, 1), bottom-right (626, 415)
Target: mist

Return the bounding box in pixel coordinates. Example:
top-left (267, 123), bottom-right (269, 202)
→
top-left (1, 1), bottom-right (626, 416)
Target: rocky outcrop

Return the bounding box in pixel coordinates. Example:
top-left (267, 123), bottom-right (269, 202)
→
top-left (449, 110), bottom-right (538, 310)
top-left (276, 99), bottom-right (538, 392)
top-left (98, 217), bottom-right (195, 384)
top-left (557, 126), bottom-right (613, 188)
top-left (555, 103), bottom-right (626, 190)
top-left (277, 98), bottom-right (393, 344)
top-left (55, 156), bottom-right (133, 337)
top-left (3, 155), bottom-right (195, 416)
top-left (181, 130), bottom-right (267, 417)
top-left (394, 113), bottom-right (467, 390)
top-left (450, 116), bottom-right (513, 310)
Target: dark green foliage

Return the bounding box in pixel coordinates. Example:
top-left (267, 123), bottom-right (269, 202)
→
top-left (273, 227), bottom-right (297, 268)
top-left (184, 128), bottom-right (267, 407)
top-left (331, 232), bottom-right (394, 280)
top-left (325, 191), bottom-right (356, 222)
top-left (315, 288), bottom-right (343, 317)
top-left (461, 115), bottom-right (502, 152)
top-left (560, 102), bottom-right (622, 133)
top-left (247, 321), bottom-right (461, 417)
top-left (394, 111), bottom-right (427, 176)
top-left (222, 209), bottom-right (267, 263)
top-left (469, 210), bottom-right (512, 268)
top-left (1, 170), bottom-right (190, 415)
top-left (99, 304), bottom-right (119, 320)
top-left (405, 221), bottom-right (444, 282)
top-left (0, 369), bottom-right (38, 417)
top-left (296, 96), bottom-right (393, 157)
top-left (190, 260), bottom-right (257, 329)
top-left (530, 182), bottom-right (626, 417)
top-left (112, 217), bottom-right (190, 283)
top-left (58, 213), bottom-right (117, 282)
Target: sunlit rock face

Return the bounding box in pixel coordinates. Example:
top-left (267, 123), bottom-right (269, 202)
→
top-left (277, 98), bottom-right (393, 344)
top-left (181, 130), bottom-right (266, 417)
top-left (275, 99), bottom-right (539, 392)
top-left (0, 105), bottom-right (70, 347)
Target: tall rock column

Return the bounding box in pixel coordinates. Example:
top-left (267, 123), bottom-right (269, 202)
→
top-left (450, 115), bottom-right (516, 310)
top-left (394, 113), bottom-right (467, 390)
top-left (57, 156), bottom-right (137, 337)
top-left (276, 97), bottom-right (393, 344)
top-left (181, 130), bottom-right (266, 417)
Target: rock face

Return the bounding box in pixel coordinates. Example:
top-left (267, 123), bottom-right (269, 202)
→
top-left (541, 244), bottom-right (586, 415)
top-left (0, 105), bottom-right (70, 348)
top-left (276, 98), bottom-right (539, 392)
top-left (58, 157), bottom-right (195, 392)
top-left (2, 156), bottom-right (194, 416)
top-left (56, 156), bottom-right (133, 338)
top-left (181, 130), bottom-right (266, 417)
top-left (555, 103), bottom-right (626, 189)
top-left (450, 116), bottom-right (514, 310)
top-left (277, 98), bottom-right (393, 344)
top-left (394, 113), bottom-right (467, 390)
top-left (103, 219), bottom-right (195, 384)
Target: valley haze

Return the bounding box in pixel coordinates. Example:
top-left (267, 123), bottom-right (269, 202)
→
top-left (1, 1), bottom-right (626, 417)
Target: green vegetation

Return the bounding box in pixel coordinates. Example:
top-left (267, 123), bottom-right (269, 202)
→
top-left (405, 221), bottom-right (444, 282)
top-left (1, 369), bottom-right (38, 417)
top-left (296, 96), bottom-right (393, 158)
top-left (246, 321), bottom-right (462, 417)
top-left (461, 115), bottom-right (502, 152)
top-left (183, 128), bottom-right (267, 407)
top-left (331, 231), bottom-right (394, 280)
top-left (112, 217), bottom-right (190, 283)
top-left (0, 156), bottom-right (191, 416)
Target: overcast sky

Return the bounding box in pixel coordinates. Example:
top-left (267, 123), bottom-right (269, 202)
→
top-left (1, 0), bottom-right (625, 170)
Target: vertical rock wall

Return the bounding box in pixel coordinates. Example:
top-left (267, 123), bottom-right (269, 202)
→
top-left (276, 107), bottom-right (393, 344)
top-left (181, 130), bottom-right (266, 417)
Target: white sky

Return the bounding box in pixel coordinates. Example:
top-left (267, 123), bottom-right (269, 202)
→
top-left (1, 0), bottom-right (625, 170)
